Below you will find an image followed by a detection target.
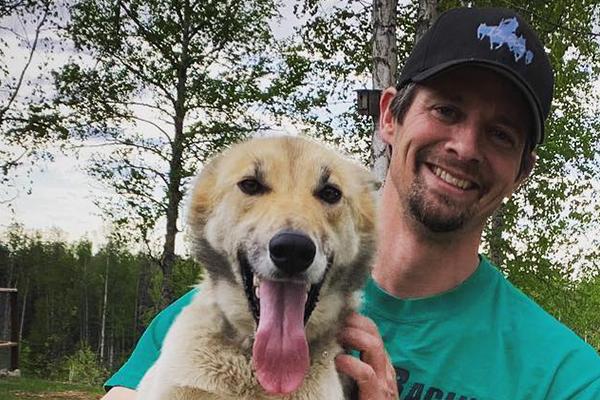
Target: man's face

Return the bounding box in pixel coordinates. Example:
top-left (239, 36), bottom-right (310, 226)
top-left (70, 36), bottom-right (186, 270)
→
top-left (382, 66), bottom-right (533, 233)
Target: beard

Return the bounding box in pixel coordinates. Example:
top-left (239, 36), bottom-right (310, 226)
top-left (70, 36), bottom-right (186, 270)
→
top-left (405, 149), bottom-right (481, 233)
top-left (407, 178), bottom-right (473, 232)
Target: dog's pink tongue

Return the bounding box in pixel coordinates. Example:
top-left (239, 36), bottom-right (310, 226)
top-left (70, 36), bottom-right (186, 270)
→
top-left (252, 280), bottom-right (309, 395)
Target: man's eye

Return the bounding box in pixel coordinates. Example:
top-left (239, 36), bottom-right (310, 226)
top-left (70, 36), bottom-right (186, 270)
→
top-left (433, 105), bottom-right (459, 121)
top-left (238, 179), bottom-right (266, 195)
top-left (490, 129), bottom-right (517, 148)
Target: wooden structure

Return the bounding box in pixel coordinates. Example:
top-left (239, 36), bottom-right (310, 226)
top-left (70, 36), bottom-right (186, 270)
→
top-left (0, 288), bottom-right (18, 371)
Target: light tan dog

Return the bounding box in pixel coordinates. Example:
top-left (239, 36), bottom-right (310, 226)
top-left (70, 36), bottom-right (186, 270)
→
top-left (137, 136), bottom-right (377, 399)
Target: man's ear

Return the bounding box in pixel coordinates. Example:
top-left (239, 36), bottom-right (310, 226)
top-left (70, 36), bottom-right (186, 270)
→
top-left (378, 87), bottom-right (398, 146)
top-left (516, 150), bottom-right (537, 186)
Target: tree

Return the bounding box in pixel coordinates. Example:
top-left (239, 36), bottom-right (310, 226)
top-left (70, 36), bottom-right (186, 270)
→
top-left (0, 226), bottom-right (172, 376)
top-left (0, 0), bottom-right (65, 202)
top-left (370, 0), bottom-right (398, 184)
top-left (471, 0), bottom-right (600, 295)
top-left (51, 0), bottom-right (314, 306)
top-left (370, 0), bottom-right (437, 183)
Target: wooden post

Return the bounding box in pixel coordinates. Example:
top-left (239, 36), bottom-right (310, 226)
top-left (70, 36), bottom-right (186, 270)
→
top-left (0, 288), bottom-right (19, 371)
top-left (10, 289), bottom-right (18, 370)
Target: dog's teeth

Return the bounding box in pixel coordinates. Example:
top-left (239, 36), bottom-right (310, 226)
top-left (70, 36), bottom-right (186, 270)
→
top-left (253, 275), bottom-right (260, 287)
top-left (254, 286), bottom-right (260, 299)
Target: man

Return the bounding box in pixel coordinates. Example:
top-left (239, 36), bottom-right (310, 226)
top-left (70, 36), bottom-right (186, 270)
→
top-left (103, 7), bottom-right (600, 400)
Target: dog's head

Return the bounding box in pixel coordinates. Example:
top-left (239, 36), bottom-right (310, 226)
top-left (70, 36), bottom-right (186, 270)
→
top-left (188, 136), bottom-right (377, 394)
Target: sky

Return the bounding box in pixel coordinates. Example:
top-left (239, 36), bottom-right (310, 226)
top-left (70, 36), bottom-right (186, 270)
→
top-left (1, 148), bottom-right (108, 244)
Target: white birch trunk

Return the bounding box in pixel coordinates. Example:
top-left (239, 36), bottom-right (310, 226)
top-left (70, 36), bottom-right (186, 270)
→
top-left (370, 0), bottom-right (398, 184)
top-left (99, 256), bottom-right (109, 363)
top-left (415, 0), bottom-right (439, 42)
top-left (18, 280), bottom-right (28, 343)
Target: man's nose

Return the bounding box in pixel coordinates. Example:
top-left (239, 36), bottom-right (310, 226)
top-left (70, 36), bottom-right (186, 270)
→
top-left (444, 123), bottom-right (483, 163)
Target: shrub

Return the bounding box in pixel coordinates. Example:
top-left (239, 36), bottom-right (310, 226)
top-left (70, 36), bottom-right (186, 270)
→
top-left (55, 344), bottom-right (108, 386)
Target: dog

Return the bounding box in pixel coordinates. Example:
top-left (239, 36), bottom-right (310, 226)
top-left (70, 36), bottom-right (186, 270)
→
top-left (137, 136), bottom-right (377, 399)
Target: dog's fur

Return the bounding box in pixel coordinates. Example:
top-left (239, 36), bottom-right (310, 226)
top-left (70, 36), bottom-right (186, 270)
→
top-left (137, 136), bottom-right (377, 399)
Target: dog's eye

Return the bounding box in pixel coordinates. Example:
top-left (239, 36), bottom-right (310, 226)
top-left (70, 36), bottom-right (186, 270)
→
top-left (238, 179), bottom-right (266, 195)
top-left (317, 185), bottom-right (342, 204)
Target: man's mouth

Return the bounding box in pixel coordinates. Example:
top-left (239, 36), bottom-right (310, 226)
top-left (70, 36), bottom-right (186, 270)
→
top-left (238, 251), bottom-right (330, 395)
top-left (429, 164), bottom-right (478, 191)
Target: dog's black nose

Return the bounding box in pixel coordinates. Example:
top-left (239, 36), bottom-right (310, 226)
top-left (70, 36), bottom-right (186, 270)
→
top-left (269, 230), bottom-right (316, 274)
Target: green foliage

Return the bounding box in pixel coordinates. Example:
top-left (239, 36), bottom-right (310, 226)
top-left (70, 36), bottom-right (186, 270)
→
top-left (172, 257), bottom-right (204, 299)
top-left (0, 225), bottom-right (203, 378)
top-left (55, 344), bottom-right (108, 386)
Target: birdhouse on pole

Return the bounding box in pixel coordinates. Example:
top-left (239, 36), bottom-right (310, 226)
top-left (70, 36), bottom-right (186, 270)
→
top-left (356, 89), bottom-right (382, 117)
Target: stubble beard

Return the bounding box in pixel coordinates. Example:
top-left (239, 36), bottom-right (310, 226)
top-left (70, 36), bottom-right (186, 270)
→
top-left (407, 174), bottom-right (474, 233)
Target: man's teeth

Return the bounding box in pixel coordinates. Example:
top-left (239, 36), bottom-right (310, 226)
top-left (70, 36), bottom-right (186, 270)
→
top-left (433, 166), bottom-right (472, 190)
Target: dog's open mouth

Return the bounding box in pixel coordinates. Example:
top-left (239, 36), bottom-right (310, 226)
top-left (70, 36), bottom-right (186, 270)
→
top-left (238, 251), bottom-right (329, 395)
top-left (239, 253), bottom-right (325, 326)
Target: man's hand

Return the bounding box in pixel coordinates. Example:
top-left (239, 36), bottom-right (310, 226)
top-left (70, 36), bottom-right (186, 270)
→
top-left (335, 312), bottom-right (398, 399)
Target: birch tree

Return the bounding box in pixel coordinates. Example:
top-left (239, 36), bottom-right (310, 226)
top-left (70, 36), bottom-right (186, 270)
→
top-left (370, 0), bottom-right (398, 183)
top-left (369, 0), bottom-right (437, 183)
top-left (52, 0), bottom-right (313, 306)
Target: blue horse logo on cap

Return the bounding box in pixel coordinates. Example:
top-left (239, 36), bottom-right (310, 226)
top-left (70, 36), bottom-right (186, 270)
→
top-left (477, 17), bottom-right (534, 64)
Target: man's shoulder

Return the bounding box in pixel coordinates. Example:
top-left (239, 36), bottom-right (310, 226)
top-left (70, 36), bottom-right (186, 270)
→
top-left (486, 259), bottom-right (600, 366)
top-left (103, 287), bottom-right (200, 390)
top-left (147, 288), bottom-right (200, 344)
top-left (470, 259), bottom-right (600, 397)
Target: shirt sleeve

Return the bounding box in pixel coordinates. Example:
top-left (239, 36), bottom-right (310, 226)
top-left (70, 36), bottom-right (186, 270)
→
top-left (546, 343), bottom-right (600, 400)
top-left (103, 288), bottom-right (199, 391)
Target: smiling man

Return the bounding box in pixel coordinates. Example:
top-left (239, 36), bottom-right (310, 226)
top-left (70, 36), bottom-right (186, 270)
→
top-left (102, 7), bottom-right (600, 400)
top-left (335, 7), bottom-right (600, 400)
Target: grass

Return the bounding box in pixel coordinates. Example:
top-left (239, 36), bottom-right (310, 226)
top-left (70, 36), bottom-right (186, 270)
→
top-left (0, 376), bottom-right (104, 400)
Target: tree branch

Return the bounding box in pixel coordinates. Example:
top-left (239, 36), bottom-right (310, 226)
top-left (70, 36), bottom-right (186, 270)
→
top-left (118, 2), bottom-right (178, 63)
top-left (121, 160), bottom-right (170, 188)
top-left (0, 3), bottom-right (49, 122)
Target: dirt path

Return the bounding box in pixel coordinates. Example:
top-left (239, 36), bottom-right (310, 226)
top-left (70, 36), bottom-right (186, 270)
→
top-left (13, 390), bottom-right (102, 399)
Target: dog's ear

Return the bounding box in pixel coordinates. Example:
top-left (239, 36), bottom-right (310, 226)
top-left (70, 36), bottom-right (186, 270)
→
top-left (188, 154), bottom-right (223, 226)
top-left (368, 178), bottom-right (382, 192)
top-left (353, 169), bottom-right (378, 235)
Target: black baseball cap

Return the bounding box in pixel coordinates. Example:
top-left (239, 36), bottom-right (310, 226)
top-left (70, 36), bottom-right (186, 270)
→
top-left (398, 7), bottom-right (554, 145)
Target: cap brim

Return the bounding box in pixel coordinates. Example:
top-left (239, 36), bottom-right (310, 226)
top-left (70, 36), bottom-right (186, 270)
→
top-left (409, 59), bottom-right (544, 145)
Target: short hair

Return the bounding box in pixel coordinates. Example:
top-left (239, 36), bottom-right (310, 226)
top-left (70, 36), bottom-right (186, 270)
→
top-left (389, 82), bottom-right (418, 125)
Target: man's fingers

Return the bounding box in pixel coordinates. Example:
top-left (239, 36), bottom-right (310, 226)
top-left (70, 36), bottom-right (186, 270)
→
top-left (344, 311), bottom-right (380, 335)
top-left (338, 326), bottom-right (388, 378)
top-left (335, 354), bottom-right (380, 398)
top-left (336, 354), bottom-right (398, 399)
top-left (337, 312), bottom-right (399, 399)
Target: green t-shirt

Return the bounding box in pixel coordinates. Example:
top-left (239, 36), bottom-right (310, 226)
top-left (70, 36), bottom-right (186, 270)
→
top-left (105, 257), bottom-right (600, 399)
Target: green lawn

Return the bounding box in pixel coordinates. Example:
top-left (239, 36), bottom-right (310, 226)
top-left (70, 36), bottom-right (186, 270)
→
top-left (0, 376), bottom-right (104, 400)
